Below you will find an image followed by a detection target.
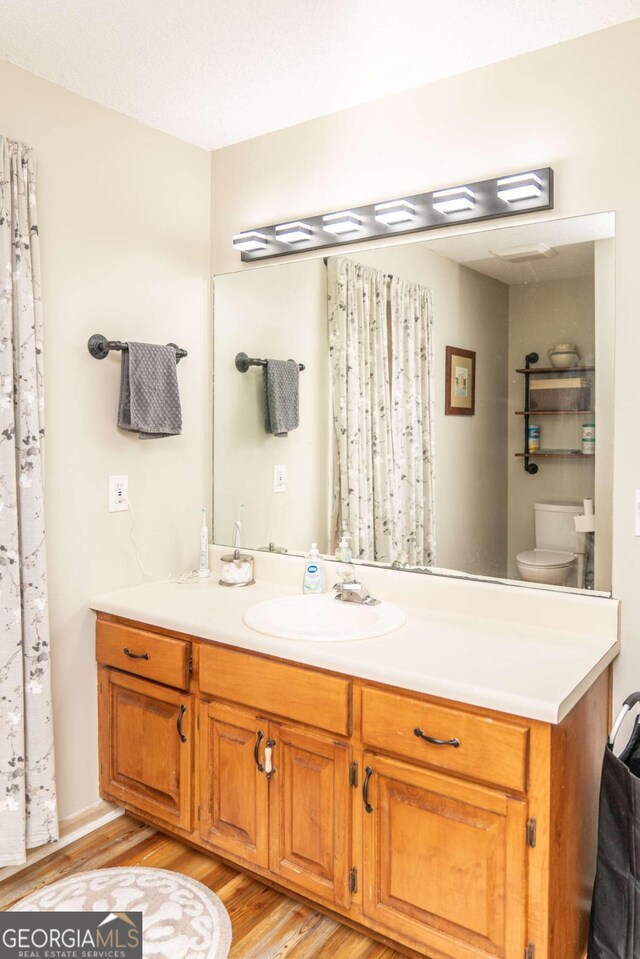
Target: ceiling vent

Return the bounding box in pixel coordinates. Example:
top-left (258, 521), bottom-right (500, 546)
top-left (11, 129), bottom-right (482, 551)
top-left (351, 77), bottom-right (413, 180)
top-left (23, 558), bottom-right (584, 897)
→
top-left (490, 242), bottom-right (558, 263)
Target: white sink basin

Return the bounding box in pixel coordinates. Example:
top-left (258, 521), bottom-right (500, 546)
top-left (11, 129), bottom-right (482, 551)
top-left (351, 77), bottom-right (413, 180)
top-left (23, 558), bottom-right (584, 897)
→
top-left (243, 594), bottom-right (405, 642)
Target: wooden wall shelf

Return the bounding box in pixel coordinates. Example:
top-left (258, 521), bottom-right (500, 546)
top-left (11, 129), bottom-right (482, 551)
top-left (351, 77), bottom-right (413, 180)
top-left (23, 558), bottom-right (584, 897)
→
top-left (515, 452), bottom-right (595, 459)
top-left (515, 365), bottom-right (595, 374)
top-left (515, 410), bottom-right (594, 416)
top-left (515, 352), bottom-right (595, 473)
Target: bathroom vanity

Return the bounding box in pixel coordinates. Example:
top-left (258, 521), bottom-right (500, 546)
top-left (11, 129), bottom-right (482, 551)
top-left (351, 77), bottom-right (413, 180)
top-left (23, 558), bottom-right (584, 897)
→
top-left (92, 555), bottom-right (619, 959)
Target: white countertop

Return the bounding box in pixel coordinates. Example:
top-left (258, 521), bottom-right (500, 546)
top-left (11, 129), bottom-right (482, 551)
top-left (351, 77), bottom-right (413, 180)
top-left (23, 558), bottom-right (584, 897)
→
top-left (91, 547), bottom-right (620, 725)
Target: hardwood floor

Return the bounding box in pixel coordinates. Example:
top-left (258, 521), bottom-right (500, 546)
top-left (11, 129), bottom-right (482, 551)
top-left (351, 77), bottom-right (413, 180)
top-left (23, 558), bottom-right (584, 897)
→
top-left (0, 814), bottom-right (405, 958)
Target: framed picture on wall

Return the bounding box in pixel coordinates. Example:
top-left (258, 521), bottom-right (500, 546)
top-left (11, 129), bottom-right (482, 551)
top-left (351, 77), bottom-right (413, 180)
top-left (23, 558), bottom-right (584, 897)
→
top-left (445, 346), bottom-right (476, 415)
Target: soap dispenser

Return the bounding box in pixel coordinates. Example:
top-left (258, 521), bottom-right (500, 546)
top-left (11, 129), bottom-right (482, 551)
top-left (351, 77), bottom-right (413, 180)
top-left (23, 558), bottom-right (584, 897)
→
top-left (303, 544), bottom-right (326, 594)
top-left (335, 530), bottom-right (352, 564)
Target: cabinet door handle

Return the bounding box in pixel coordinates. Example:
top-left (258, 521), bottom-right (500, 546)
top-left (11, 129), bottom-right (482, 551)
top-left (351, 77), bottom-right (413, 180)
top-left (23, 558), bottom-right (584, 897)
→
top-left (414, 727), bottom-right (460, 748)
top-left (176, 705), bottom-right (187, 743)
top-left (254, 730), bottom-right (265, 772)
top-left (265, 739), bottom-right (276, 781)
top-left (362, 766), bottom-right (374, 813)
top-left (123, 647), bottom-right (150, 661)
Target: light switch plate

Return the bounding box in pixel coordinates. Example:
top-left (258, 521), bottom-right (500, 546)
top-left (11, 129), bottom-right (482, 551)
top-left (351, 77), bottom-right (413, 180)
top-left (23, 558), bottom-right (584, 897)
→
top-left (109, 474), bottom-right (129, 512)
top-left (636, 490), bottom-right (640, 536)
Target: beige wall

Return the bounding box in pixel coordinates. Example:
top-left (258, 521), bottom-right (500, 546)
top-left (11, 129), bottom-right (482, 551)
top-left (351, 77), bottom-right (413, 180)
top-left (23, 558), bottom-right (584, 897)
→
top-left (507, 275), bottom-right (596, 579)
top-left (347, 246), bottom-right (509, 577)
top-left (213, 260), bottom-right (331, 553)
top-left (0, 61), bottom-right (211, 822)
top-left (210, 18), bottom-right (640, 713)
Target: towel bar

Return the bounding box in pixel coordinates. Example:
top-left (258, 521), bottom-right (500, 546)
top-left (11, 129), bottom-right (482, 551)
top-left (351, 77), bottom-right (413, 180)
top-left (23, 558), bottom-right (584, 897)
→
top-left (88, 333), bottom-right (187, 362)
top-left (235, 352), bottom-right (305, 373)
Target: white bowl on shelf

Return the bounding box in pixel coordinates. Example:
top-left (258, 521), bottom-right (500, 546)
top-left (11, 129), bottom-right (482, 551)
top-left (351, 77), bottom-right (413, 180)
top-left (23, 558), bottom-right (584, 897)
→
top-left (549, 352), bottom-right (580, 368)
top-left (548, 343), bottom-right (580, 368)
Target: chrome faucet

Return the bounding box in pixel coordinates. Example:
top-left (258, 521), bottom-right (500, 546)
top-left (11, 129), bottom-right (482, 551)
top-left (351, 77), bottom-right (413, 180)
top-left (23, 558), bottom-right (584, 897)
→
top-left (333, 564), bottom-right (381, 606)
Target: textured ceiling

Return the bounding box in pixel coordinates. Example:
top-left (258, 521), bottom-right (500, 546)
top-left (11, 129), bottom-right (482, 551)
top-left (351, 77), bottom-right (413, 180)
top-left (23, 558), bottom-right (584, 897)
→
top-left (1, 1), bottom-right (640, 149)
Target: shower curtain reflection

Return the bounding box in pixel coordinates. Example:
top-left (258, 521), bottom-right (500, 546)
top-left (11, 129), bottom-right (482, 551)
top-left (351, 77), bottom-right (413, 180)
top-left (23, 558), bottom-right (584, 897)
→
top-left (327, 256), bottom-right (435, 565)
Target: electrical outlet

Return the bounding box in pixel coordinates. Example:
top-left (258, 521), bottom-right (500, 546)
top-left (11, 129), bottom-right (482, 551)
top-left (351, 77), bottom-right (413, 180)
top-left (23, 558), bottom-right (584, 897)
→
top-left (273, 464), bottom-right (287, 493)
top-left (108, 475), bottom-right (129, 512)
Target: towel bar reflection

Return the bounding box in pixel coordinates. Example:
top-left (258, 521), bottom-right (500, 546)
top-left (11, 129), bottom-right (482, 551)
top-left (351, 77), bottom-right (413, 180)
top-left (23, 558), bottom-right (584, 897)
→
top-left (235, 352), bottom-right (305, 373)
top-left (88, 333), bottom-right (187, 362)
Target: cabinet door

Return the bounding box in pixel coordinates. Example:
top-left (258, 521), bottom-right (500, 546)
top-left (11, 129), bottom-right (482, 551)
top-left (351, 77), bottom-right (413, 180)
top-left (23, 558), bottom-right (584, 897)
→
top-left (99, 668), bottom-right (193, 831)
top-left (362, 753), bottom-right (527, 959)
top-left (269, 723), bottom-right (352, 908)
top-left (199, 701), bottom-right (269, 868)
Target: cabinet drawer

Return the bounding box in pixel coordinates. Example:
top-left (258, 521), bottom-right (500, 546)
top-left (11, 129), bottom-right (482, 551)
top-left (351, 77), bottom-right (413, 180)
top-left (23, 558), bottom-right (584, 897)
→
top-left (361, 686), bottom-right (529, 792)
top-left (200, 646), bottom-right (351, 736)
top-left (96, 620), bottom-right (190, 691)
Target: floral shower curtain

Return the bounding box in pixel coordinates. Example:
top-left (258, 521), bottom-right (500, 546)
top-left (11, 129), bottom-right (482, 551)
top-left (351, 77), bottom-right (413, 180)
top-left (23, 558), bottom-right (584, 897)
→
top-left (328, 256), bottom-right (435, 566)
top-left (328, 257), bottom-right (395, 562)
top-left (0, 137), bottom-right (58, 865)
top-left (389, 276), bottom-right (436, 566)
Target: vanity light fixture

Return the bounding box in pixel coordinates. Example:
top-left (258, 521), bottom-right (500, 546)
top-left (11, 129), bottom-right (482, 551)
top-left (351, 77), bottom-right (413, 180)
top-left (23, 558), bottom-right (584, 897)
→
top-left (275, 221), bottom-right (313, 243)
top-left (497, 172), bottom-right (543, 203)
top-left (432, 186), bottom-right (475, 214)
top-left (374, 199), bottom-right (416, 226)
top-left (232, 168), bottom-right (553, 261)
top-left (322, 211), bottom-right (362, 235)
top-left (232, 231), bottom-right (268, 252)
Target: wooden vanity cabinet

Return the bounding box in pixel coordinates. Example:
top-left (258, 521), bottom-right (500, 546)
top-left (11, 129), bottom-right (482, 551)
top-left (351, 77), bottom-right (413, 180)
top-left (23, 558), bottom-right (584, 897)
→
top-left (358, 685), bottom-right (531, 958)
top-left (199, 700), bottom-right (270, 867)
top-left (98, 667), bottom-right (193, 831)
top-left (362, 752), bottom-right (528, 959)
top-left (198, 701), bottom-right (353, 908)
top-left (96, 613), bottom-right (609, 959)
top-left (198, 644), bottom-right (355, 909)
top-left (268, 722), bottom-right (353, 908)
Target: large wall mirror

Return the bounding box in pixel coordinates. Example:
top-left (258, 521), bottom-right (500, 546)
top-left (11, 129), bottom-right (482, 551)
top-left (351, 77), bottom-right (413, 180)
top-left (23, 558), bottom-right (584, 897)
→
top-left (213, 212), bottom-right (615, 594)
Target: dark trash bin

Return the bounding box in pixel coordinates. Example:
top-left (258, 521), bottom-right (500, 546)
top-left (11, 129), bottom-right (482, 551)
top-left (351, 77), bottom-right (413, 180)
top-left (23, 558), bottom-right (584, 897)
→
top-left (588, 692), bottom-right (640, 959)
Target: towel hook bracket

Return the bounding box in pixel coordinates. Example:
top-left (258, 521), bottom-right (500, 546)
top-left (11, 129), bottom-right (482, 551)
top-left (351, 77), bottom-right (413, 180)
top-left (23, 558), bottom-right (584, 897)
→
top-left (88, 333), bottom-right (187, 362)
top-left (235, 351), bottom-right (252, 373)
top-left (88, 333), bottom-right (111, 360)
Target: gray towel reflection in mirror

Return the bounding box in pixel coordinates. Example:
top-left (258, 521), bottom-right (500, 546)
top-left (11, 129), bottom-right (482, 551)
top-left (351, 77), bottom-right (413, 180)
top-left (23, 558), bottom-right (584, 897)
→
top-left (118, 342), bottom-right (182, 439)
top-left (263, 359), bottom-right (300, 437)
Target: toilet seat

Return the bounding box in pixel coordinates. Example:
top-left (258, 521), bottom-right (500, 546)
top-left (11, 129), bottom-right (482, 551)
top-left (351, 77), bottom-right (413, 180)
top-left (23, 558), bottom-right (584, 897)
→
top-left (516, 548), bottom-right (577, 587)
top-left (516, 548), bottom-right (576, 569)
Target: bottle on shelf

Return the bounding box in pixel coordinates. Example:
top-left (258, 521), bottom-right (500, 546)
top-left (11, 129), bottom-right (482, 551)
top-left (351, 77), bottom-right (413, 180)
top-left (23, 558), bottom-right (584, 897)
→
top-left (527, 425), bottom-right (540, 452)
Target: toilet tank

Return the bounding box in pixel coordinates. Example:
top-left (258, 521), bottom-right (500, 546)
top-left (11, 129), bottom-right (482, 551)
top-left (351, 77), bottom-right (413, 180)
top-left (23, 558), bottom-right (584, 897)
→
top-left (534, 502), bottom-right (586, 554)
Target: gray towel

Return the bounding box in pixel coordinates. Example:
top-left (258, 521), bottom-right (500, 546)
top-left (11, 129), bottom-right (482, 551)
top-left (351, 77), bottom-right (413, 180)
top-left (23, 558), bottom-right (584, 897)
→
top-left (263, 359), bottom-right (299, 437)
top-left (118, 342), bottom-right (182, 439)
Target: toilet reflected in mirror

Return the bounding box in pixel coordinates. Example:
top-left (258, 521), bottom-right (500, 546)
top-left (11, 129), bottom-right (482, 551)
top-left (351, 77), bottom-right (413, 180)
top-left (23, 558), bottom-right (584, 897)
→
top-left (515, 502), bottom-right (587, 588)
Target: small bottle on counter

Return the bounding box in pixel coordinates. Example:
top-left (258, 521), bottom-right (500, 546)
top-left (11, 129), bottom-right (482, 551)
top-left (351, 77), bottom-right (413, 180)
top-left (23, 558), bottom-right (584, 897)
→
top-left (303, 543), bottom-right (326, 594)
top-left (335, 528), bottom-right (352, 563)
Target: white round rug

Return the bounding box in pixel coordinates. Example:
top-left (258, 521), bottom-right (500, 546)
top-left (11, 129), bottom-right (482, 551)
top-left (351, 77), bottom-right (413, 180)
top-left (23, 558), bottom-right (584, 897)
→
top-left (10, 866), bottom-right (232, 959)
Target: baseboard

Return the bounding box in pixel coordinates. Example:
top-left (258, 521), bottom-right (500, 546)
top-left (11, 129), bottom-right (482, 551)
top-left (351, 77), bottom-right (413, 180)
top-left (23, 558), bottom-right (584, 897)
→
top-left (0, 801), bottom-right (124, 882)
